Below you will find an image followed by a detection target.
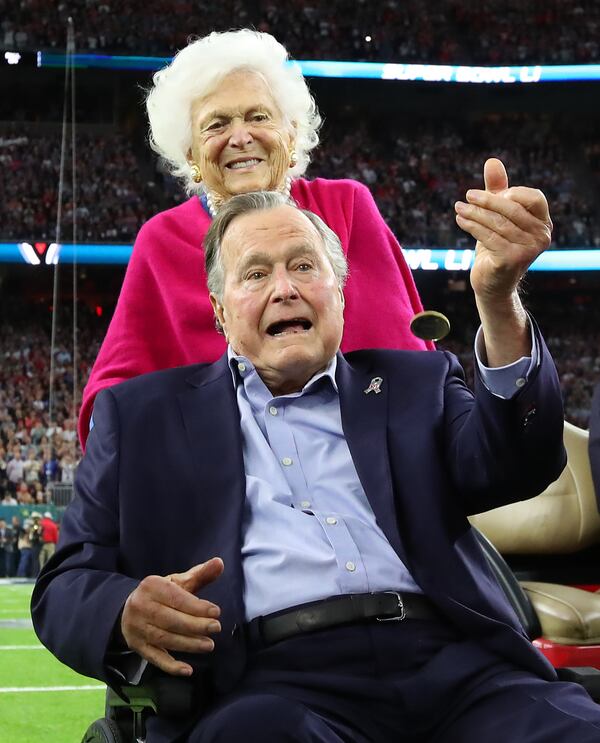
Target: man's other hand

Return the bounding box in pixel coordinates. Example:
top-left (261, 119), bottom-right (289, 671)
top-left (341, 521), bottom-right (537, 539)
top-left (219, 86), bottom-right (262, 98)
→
top-left (121, 557), bottom-right (224, 676)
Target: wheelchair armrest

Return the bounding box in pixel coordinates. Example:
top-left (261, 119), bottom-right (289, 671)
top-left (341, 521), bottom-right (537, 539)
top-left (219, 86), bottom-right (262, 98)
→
top-left (107, 676), bottom-right (195, 717)
top-left (556, 667), bottom-right (600, 702)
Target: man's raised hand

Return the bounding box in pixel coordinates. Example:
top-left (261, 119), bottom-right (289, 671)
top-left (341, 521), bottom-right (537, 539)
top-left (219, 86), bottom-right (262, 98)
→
top-left (454, 157), bottom-right (552, 301)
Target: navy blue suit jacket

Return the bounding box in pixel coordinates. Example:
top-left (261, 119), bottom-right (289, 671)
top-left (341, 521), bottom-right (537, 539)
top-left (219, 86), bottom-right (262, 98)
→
top-left (32, 328), bottom-right (566, 726)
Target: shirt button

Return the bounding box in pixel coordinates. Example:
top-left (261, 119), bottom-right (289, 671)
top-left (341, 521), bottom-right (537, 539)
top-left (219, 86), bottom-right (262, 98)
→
top-left (300, 500), bottom-right (311, 509)
top-left (345, 561), bottom-right (356, 572)
top-left (237, 363), bottom-right (246, 373)
top-left (269, 406), bottom-right (278, 416)
top-left (326, 517), bottom-right (337, 525)
top-left (515, 377), bottom-right (526, 388)
top-left (281, 457), bottom-right (293, 466)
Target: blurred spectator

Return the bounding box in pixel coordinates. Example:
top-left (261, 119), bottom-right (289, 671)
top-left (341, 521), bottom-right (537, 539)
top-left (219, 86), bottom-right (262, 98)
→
top-left (9, 516), bottom-right (21, 576)
top-left (39, 511), bottom-right (59, 571)
top-left (16, 518), bottom-right (33, 577)
top-left (6, 446), bottom-right (24, 492)
top-left (0, 517), bottom-right (12, 577)
top-left (28, 511), bottom-right (43, 577)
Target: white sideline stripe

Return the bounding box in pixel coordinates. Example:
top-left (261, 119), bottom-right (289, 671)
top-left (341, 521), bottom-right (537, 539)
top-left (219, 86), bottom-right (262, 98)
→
top-left (0, 645), bottom-right (44, 650)
top-left (0, 684), bottom-right (105, 693)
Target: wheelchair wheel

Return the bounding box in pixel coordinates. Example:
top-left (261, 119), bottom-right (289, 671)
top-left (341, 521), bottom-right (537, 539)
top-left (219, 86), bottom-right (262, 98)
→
top-left (81, 717), bottom-right (124, 743)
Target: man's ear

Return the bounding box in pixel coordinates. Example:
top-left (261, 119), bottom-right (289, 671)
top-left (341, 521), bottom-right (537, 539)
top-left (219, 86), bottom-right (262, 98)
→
top-left (209, 293), bottom-right (227, 337)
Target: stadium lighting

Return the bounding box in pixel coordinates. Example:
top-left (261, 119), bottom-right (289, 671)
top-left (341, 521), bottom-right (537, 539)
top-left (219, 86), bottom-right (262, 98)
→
top-left (2, 243), bottom-right (600, 271)
top-left (17, 242), bottom-right (41, 265)
top-left (34, 52), bottom-right (600, 84)
top-left (45, 243), bottom-right (61, 265)
top-left (4, 51), bottom-right (21, 65)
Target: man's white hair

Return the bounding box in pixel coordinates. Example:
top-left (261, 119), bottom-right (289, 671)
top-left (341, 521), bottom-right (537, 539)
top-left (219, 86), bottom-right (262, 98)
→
top-left (146, 29), bottom-right (322, 195)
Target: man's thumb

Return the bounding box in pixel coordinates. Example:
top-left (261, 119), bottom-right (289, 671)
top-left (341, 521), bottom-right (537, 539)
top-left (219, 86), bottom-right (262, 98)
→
top-left (483, 157), bottom-right (509, 194)
top-left (167, 557), bottom-right (224, 593)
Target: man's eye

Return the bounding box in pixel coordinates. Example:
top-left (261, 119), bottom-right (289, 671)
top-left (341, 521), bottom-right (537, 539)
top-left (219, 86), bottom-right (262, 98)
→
top-left (248, 271), bottom-right (266, 280)
top-left (296, 263), bottom-right (312, 271)
top-left (250, 112), bottom-right (268, 122)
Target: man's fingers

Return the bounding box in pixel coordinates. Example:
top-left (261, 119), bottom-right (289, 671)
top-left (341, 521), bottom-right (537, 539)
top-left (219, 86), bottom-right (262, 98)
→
top-left (455, 213), bottom-right (514, 256)
top-left (455, 200), bottom-right (550, 252)
top-left (167, 557), bottom-right (225, 595)
top-left (483, 157), bottom-right (509, 194)
top-left (139, 645), bottom-right (194, 677)
top-left (143, 601), bottom-right (222, 639)
top-left (502, 186), bottom-right (552, 224)
top-left (126, 575), bottom-right (221, 619)
top-left (461, 190), bottom-right (552, 249)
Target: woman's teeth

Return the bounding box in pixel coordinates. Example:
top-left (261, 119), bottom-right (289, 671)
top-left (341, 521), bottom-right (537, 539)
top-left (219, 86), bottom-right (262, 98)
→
top-left (229, 159), bottom-right (261, 170)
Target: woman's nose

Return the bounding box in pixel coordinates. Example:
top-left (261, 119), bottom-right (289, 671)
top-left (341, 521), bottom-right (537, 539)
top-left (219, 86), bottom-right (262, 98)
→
top-left (228, 120), bottom-right (253, 148)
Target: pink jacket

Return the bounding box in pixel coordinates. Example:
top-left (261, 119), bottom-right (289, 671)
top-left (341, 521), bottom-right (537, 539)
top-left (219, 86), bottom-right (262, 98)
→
top-left (79, 177), bottom-right (432, 445)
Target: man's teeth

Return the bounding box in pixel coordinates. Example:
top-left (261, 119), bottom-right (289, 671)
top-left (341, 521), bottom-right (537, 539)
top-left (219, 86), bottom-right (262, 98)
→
top-left (229, 159), bottom-right (261, 170)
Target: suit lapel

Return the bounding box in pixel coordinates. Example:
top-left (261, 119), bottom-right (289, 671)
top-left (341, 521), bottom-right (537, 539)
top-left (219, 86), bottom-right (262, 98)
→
top-left (176, 355), bottom-right (246, 582)
top-left (336, 354), bottom-right (406, 560)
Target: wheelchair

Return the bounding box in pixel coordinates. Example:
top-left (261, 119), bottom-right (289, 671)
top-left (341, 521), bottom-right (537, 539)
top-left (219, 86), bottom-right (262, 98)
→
top-left (82, 422), bottom-right (600, 741)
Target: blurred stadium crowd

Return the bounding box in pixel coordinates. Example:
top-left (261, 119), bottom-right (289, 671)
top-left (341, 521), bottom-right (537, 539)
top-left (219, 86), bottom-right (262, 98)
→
top-left (0, 308), bottom-right (105, 508)
top-left (1, 0), bottom-right (599, 64)
top-left (2, 113), bottom-right (600, 248)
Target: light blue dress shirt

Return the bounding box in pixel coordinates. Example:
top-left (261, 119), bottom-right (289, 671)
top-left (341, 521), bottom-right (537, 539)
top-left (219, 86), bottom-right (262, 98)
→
top-left (230, 327), bottom-right (536, 622)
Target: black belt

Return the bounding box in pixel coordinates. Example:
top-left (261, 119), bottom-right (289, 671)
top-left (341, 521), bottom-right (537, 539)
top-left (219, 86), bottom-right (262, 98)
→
top-left (245, 591), bottom-right (441, 648)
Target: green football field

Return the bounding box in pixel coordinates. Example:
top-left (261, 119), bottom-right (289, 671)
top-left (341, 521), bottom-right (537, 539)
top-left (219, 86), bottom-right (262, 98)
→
top-left (0, 582), bottom-right (105, 743)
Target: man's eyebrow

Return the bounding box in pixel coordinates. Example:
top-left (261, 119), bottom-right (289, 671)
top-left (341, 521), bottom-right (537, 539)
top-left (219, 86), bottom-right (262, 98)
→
top-left (236, 244), bottom-right (320, 275)
top-left (237, 251), bottom-right (273, 274)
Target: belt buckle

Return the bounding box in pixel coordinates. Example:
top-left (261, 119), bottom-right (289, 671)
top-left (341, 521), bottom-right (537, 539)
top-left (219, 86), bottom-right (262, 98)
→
top-left (376, 591), bottom-right (406, 622)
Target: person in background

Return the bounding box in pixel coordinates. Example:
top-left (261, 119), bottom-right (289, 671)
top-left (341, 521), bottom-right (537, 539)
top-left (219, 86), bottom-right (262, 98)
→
top-left (16, 519), bottom-right (32, 578)
top-left (9, 516), bottom-right (21, 577)
top-left (78, 28), bottom-right (435, 446)
top-left (28, 512), bottom-right (44, 577)
top-left (0, 518), bottom-right (12, 577)
top-left (39, 512), bottom-right (58, 571)
top-left (6, 446), bottom-right (24, 494)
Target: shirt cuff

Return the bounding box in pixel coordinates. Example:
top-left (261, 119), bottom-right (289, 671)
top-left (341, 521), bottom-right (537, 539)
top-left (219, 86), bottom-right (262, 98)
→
top-left (474, 316), bottom-right (538, 400)
top-left (106, 651), bottom-right (148, 685)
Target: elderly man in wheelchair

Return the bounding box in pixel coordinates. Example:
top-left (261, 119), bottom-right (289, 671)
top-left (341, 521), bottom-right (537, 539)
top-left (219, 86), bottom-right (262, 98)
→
top-left (32, 182), bottom-right (600, 742)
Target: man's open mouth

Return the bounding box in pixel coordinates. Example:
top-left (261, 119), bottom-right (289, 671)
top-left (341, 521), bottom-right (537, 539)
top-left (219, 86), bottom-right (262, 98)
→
top-left (266, 319), bottom-right (312, 337)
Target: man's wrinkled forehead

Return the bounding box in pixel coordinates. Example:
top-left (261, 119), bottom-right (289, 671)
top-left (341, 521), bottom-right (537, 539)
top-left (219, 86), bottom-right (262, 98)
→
top-left (221, 206), bottom-right (324, 264)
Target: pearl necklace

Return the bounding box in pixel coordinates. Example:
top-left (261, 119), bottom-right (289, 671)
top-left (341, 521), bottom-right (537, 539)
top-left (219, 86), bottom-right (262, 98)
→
top-left (204, 176), bottom-right (293, 218)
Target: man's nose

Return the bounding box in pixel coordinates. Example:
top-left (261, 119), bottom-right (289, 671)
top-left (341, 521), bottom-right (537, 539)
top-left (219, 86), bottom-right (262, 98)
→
top-left (272, 270), bottom-right (299, 302)
top-left (228, 119), bottom-right (253, 148)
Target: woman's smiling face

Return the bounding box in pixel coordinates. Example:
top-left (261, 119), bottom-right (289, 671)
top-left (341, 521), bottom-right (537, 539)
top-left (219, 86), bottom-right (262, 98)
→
top-left (189, 69), bottom-right (294, 200)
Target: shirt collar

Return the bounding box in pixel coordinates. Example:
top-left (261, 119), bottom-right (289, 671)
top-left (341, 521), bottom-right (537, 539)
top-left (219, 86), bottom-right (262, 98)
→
top-left (227, 345), bottom-right (339, 396)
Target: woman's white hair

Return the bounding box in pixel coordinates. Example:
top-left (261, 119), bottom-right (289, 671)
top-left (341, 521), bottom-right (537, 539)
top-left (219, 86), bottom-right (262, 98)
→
top-left (146, 29), bottom-right (322, 195)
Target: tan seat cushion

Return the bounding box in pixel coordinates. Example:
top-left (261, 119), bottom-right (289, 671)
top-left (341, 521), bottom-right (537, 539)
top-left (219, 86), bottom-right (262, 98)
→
top-left (470, 422), bottom-right (600, 554)
top-left (521, 581), bottom-right (600, 645)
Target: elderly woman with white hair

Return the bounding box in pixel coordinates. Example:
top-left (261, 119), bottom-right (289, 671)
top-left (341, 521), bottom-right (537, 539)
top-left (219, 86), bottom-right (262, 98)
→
top-left (78, 29), bottom-right (432, 444)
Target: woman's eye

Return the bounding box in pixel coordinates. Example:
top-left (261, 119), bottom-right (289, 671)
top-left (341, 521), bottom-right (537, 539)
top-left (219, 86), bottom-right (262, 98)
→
top-left (206, 121), bottom-right (225, 131)
top-left (296, 263), bottom-right (312, 272)
top-left (250, 112), bottom-right (268, 122)
top-left (248, 271), bottom-right (265, 280)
